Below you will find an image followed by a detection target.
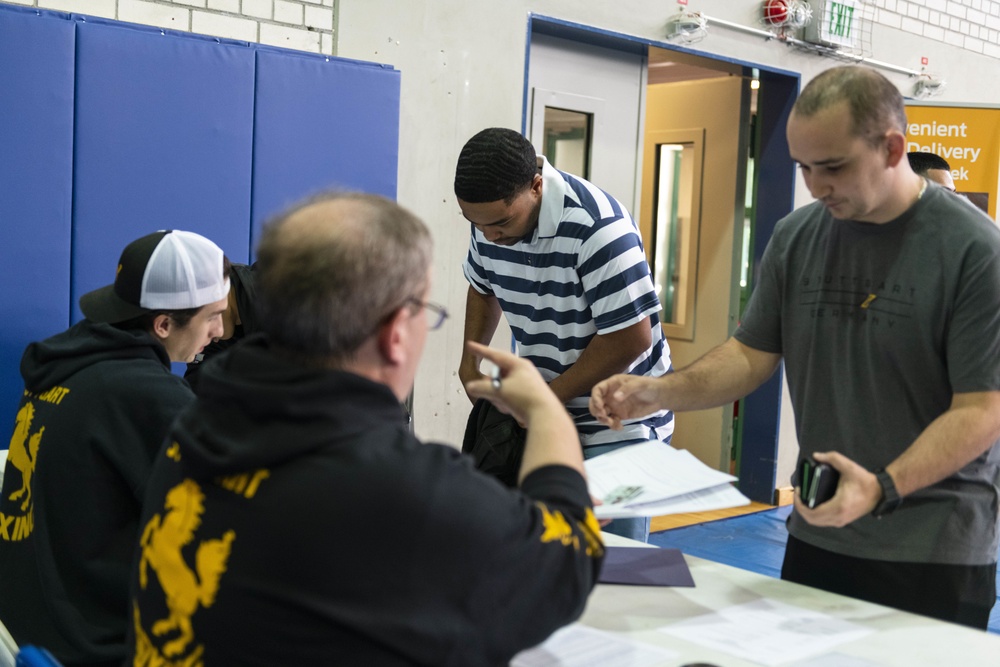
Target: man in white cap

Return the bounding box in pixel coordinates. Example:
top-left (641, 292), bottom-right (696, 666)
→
top-left (0, 230), bottom-right (229, 667)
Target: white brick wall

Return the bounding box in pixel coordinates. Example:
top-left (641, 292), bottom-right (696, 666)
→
top-left (259, 20), bottom-right (319, 51)
top-left (191, 8), bottom-right (256, 41)
top-left (872, 0), bottom-right (1000, 56)
top-left (274, 0), bottom-right (303, 25)
top-left (19, 0), bottom-right (335, 55)
top-left (37, 0), bottom-right (116, 18)
top-left (206, 0), bottom-right (237, 11)
top-left (241, 0), bottom-right (271, 20)
top-left (118, 0), bottom-right (190, 31)
top-left (12, 0), bottom-right (1000, 60)
top-left (303, 4), bottom-right (331, 30)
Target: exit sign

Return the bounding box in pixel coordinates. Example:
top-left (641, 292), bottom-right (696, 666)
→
top-left (805, 0), bottom-right (860, 48)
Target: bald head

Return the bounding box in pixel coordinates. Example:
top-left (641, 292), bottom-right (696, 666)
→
top-left (256, 192), bottom-right (433, 364)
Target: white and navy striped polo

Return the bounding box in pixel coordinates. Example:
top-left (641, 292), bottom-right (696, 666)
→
top-left (463, 156), bottom-right (674, 447)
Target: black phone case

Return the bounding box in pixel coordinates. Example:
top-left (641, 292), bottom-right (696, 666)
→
top-left (798, 458), bottom-right (840, 508)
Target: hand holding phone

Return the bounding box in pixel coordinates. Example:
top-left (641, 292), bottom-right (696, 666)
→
top-left (798, 457), bottom-right (841, 509)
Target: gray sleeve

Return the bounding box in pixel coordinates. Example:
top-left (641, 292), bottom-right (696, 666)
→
top-left (945, 231), bottom-right (1000, 393)
top-left (734, 224), bottom-right (786, 355)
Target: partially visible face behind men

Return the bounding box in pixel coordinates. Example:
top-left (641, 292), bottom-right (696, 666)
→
top-left (787, 99), bottom-right (899, 224)
top-left (399, 270), bottom-right (433, 399)
top-left (457, 176), bottom-right (543, 246)
top-left (924, 167), bottom-right (956, 192)
top-left (219, 288), bottom-right (239, 341)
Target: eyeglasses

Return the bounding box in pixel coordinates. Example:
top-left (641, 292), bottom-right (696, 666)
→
top-left (406, 297), bottom-right (450, 331)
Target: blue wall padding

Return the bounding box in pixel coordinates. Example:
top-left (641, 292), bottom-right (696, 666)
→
top-left (250, 49), bottom-right (400, 254)
top-left (71, 20), bottom-right (256, 321)
top-left (0, 9), bottom-right (76, 441)
top-left (0, 5), bottom-right (399, 438)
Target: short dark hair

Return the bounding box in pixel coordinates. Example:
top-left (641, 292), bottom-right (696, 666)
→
top-left (454, 128), bottom-right (537, 204)
top-left (907, 151), bottom-right (951, 175)
top-left (793, 66), bottom-right (908, 147)
top-left (256, 192), bottom-right (432, 366)
top-left (115, 256), bottom-right (232, 332)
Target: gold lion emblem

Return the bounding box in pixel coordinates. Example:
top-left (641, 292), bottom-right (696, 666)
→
top-left (137, 479), bottom-right (235, 659)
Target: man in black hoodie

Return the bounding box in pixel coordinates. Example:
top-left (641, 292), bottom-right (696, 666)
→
top-left (128, 193), bottom-right (604, 667)
top-left (0, 230), bottom-right (231, 667)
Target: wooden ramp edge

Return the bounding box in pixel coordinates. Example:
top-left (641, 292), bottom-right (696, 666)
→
top-left (651, 497), bottom-right (788, 533)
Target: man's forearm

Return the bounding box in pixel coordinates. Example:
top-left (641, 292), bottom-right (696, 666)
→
top-left (655, 338), bottom-right (782, 412)
top-left (548, 319), bottom-right (651, 404)
top-left (795, 390), bottom-right (1000, 529)
top-left (459, 286), bottom-right (503, 378)
top-left (886, 391), bottom-right (1000, 497)
top-left (519, 401), bottom-right (586, 481)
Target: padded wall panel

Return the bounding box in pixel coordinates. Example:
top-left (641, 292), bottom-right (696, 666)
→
top-left (0, 8), bottom-right (75, 441)
top-left (71, 21), bottom-right (255, 321)
top-left (250, 49), bottom-right (400, 253)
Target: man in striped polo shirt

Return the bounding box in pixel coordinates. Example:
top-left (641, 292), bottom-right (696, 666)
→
top-left (455, 127), bottom-right (673, 542)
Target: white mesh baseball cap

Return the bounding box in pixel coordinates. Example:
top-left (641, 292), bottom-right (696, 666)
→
top-left (80, 230), bottom-right (230, 324)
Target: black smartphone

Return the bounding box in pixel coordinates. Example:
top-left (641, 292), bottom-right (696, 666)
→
top-left (798, 458), bottom-right (840, 509)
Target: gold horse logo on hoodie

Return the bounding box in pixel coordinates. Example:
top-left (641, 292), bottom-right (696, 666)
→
top-left (7, 402), bottom-right (44, 514)
top-left (137, 479), bottom-right (235, 660)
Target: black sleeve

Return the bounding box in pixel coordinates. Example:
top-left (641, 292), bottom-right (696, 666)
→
top-left (95, 368), bottom-right (194, 502)
top-left (411, 454), bottom-right (604, 663)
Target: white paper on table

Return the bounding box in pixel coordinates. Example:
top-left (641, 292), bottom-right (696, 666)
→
top-left (594, 482), bottom-right (750, 519)
top-left (512, 624), bottom-right (678, 667)
top-left (585, 441), bottom-right (737, 510)
top-left (659, 598), bottom-right (874, 666)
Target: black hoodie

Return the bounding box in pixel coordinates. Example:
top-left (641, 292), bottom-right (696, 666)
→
top-left (129, 336), bottom-right (604, 666)
top-left (0, 320), bottom-right (194, 667)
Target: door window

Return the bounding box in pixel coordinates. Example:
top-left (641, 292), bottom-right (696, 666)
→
top-left (541, 107), bottom-right (592, 178)
top-left (648, 130), bottom-right (704, 341)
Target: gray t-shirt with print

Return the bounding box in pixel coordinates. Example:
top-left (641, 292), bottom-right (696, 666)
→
top-left (735, 183), bottom-right (1000, 565)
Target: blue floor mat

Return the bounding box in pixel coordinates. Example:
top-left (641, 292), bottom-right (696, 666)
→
top-left (649, 506), bottom-right (1000, 634)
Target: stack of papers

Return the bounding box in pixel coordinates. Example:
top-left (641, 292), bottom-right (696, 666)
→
top-left (659, 599), bottom-right (874, 666)
top-left (585, 441), bottom-right (750, 519)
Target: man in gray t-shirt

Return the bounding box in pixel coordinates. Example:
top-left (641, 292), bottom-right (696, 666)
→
top-left (589, 65), bottom-right (1000, 629)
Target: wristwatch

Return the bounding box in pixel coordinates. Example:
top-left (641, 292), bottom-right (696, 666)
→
top-left (872, 468), bottom-right (902, 518)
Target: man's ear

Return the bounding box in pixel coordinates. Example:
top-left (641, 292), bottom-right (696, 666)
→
top-left (376, 307), bottom-right (407, 366)
top-left (885, 131), bottom-right (907, 168)
top-left (530, 173), bottom-right (543, 197)
top-left (150, 313), bottom-right (172, 342)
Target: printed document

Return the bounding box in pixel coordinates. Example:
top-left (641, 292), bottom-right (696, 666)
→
top-left (585, 441), bottom-right (749, 518)
top-left (659, 598), bottom-right (874, 666)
